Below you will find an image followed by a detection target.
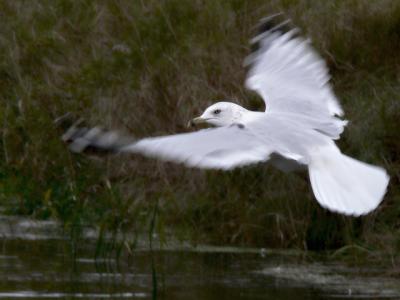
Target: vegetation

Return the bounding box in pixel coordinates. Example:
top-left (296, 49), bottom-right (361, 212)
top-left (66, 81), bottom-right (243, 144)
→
top-left (0, 0), bottom-right (399, 262)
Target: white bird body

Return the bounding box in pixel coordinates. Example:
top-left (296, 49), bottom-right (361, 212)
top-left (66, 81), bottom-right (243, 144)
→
top-left (64, 14), bottom-right (389, 216)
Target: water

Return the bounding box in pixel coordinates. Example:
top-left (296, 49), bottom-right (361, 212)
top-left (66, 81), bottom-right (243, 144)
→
top-left (0, 215), bottom-right (399, 300)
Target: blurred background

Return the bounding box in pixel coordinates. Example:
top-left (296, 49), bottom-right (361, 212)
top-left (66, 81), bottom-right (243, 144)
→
top-left (0, 1), bottom-right (400, 296)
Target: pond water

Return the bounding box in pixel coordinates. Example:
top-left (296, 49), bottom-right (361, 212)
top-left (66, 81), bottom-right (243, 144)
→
top-left (0, 215), bottom-right (399, 300)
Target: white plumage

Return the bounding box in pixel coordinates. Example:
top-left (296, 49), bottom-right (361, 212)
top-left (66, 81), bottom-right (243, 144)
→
top-left (64, 14), bottom-right (389, 216)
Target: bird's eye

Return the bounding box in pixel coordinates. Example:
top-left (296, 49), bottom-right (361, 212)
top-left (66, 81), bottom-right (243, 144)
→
top-left (214, 109), bottom-right (221, 115)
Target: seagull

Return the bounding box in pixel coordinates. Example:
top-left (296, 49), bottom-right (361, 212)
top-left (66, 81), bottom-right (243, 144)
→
top-left (62, 14), bottom-right (389, 216)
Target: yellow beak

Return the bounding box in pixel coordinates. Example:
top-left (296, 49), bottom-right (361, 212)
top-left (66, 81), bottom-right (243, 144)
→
top-left (187, 117), bottom-right (207, 128)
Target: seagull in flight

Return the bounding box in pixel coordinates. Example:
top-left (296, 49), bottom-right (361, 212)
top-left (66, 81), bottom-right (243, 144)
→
top-left (63, 14), bottom-right (389, 216)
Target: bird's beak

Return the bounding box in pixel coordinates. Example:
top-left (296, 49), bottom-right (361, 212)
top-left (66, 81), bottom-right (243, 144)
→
top-left (187, 117), bottom-right (207, 128)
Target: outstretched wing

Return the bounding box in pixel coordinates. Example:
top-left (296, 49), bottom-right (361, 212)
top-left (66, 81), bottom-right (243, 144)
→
top-left (64, 107), bottom-right (334, 171)
top-left (125, 125), bottom-right (272, 169)
top-left (245, 14), bottom-right (344, 121)
top-left (64, 123), bottom-right (280, 170)
top-left (63, 111), bottom-right (331, 170)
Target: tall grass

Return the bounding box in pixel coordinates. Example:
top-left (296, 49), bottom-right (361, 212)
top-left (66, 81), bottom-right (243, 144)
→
top-left (0, 0), bottom-right (399, 258)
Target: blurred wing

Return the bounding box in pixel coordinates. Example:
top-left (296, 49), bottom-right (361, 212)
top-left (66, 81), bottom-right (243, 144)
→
top-left (245, 14), bottom-right (344, 119)
top-left (64, 113), bottom-right (331, 170)
top-left (124, 125), bottom-right (272, 169)
top-left (65, 123), bottom-right (288, 170)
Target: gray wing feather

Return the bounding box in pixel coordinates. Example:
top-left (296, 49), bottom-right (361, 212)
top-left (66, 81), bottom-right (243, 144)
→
top-left (124, 125), bottom-right (272, 170)
top-left (245, 15), bottom-right (347, 139)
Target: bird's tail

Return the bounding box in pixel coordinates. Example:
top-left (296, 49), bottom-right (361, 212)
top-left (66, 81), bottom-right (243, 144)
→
top-left (308, 144), bottom-right (389, 216)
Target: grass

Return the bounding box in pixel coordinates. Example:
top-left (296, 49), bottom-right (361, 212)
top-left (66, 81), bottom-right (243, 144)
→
top-left (0, 0), bottom-right (399, 263)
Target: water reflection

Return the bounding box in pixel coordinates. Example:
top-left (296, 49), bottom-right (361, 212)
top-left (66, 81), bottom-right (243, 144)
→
top-left (0, 216), bottom-right (399, 300)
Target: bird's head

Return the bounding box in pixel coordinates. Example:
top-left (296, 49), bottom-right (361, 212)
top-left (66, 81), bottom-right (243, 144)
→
top-left (189, 102), bottom-right (246, 127)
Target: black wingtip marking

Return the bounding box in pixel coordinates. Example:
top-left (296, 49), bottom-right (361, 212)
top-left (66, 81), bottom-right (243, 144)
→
top-left (247, 14), bottom-right (299, 68)
top-left (257, 13), bottom-right (288, 35)
top-left (58, 117), bottom-right (135, 156)
top-left (231, 123), bottom-right (245, 129)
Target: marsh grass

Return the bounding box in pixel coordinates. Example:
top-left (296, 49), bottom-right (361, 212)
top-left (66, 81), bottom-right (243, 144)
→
top-left (0, 0), bottom-right (399, 262)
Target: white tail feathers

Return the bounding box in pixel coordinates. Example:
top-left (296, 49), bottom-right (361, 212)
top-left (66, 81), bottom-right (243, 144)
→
top-left (309, 145), bottom-right (389, 216)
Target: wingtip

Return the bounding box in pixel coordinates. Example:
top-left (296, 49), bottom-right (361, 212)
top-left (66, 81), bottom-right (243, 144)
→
top-left (61, 119), bottom-right (135, 155)
top-left (257, 12), bottom-right (285, 31)
top-left (255, 13), bottom-right (293, 38)
top-left (247, 14), bottom-right (299, 68)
